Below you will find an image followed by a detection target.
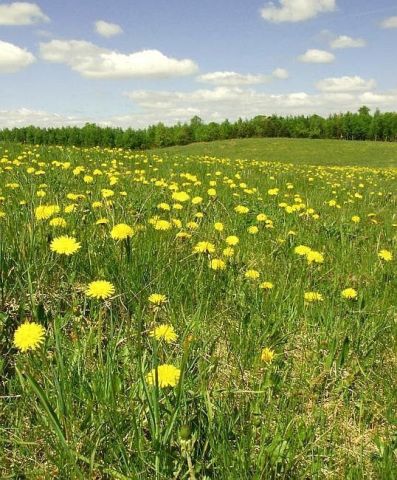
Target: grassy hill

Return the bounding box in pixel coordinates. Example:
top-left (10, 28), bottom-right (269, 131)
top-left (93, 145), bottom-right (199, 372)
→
top-left (152, 137), bottom-right (397, 168)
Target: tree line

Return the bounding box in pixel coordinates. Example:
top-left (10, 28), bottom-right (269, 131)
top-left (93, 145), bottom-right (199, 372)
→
top-left (1, 106), bottom-right (397, 150)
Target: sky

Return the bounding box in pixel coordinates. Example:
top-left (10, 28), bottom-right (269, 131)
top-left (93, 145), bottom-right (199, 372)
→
top-left (0, 0), bottom-right (397, 128)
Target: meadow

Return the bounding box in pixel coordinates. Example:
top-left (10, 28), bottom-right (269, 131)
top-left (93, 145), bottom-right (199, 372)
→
top-left (0, 139), bottom-right (396, 479)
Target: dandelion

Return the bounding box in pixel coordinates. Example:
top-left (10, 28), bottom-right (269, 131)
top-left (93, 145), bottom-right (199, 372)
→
top-left (294, 245), bottom-right (311, 256)
top-left (225, 235), bottom-right (239, 246)
top-left (14, 322), bottom-right (45, 353)
top-left (50, 235), bottom-right (81, 255)
top-left (172, 191), bottom-right (190, 202)
top-left (247, 226), bottom-right (259, 234)
top-left (351, 215), bottom-right (360, 223)
top-left (146, 364), bottom-right (181, 388)
top-left (245, 269), bottom-right (260, 280)
top-left (234, 205), bottom-right (249, 214)
top-left (214, 222), bottom-right (224, 232)
top-left (193, 241), bottom-right (215, 254)
top-left (210, 258), bottom-right (226, 271)
top-left (260, 281), bottom-right (274, 290)
top-left (86, 280), bottom-right (115, 300)
top-left (222, 247), bottom-right (234, 257)
top-left (154, 220), bottom-right (172, 231)
top-left (378, 250), bottom-right (393, 262)
top-left (49, 217), bottom-right (67, 227)
top-left (111, 223), bottom-right (134, 240)
top-left (261, 347), bottom-right (275, 363)
top-left (341, 288), bottom-right (357, 299)
top-left (148, 293), bottom-right (167, 305)
top-left (306, 250), bottom-right (324, 264)
top-left (304, 291), bottom-right (324, 303)
top-left (149, 324), bottom-right (178, 343)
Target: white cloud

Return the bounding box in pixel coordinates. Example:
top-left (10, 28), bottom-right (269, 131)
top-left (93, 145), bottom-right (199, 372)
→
top-left (330, 35), bottom-right (366, 49)
top-left (39, 39), bottom-right (198, 79)
top-left (3, 87), bottom-right (397, 129)
top-left (0, 2), bottom-right (49, 25)
top-left (0, 40), bottom-right (35, 73)
top-left (298, 49), bottom-right (335, 63)
top-left (0, 108), bottom-right (86, 128)
top-left (316, 76), bottom-right (376, 92)
top-left (381, 16), bottom-right (397, 29)
top-left (272, 67), bottom-right (289, 79)
top-left (261, 0), bottom-right (336, 23)
top-left (121, 86), bottom-right (397, 127)
top-left (95, 20), bottom-right (123, 38)
top-left (197, 68), bottom-right (288, 86)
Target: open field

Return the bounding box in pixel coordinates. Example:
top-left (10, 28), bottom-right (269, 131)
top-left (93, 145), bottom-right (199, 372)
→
top-left (0, 141), bottom-right (396, 479)
top-left (153, 137), bottom-right (397, 168)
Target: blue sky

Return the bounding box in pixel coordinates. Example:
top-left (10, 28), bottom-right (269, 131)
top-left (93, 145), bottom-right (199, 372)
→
top-left (0, 0), bottom-right (396, 127)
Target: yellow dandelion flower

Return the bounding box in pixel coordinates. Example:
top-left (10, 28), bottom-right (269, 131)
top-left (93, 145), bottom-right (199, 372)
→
top-left (14, 322), bottom-right (45, 353)
top-left (214, 222), bottom-right (224, 232)
top-left (111, 223), bottom-right (134, 240)
top-left (148, 293), bottom-right (167, 305)
top-left (294, 245), bottom-right (311, 256)
top-left (259, 281), bottom-right (274, 290)
top-left (306, 250), bottom-right (324, 264)
top-left (210, 258), bottom-right (226, 271)
top-left (172, 191), bottom-right (190, 202)
top-left (247, 225), bottom-right (259, 234)
top-left (50, 235), bottom-right (81, 255)
top-left (341, 288), bottom-right (357, 299)
top-left (222, 246), bottom-right (234, 257)
top-left (193, 241), bottom-right (215, 254)
top-left (149, 324), bottom-right (178, 343)
top-left (304, 291), bottom-right (324, 303)
top-left (245, 269), bottom-right (260, 280)
top-left (146, 364), bottom-right (181, 388)
top-left (378, 250), bottom-right (393, 262)
top-left (154, 220), bottom-right (172, 231)
top-left (351, 215), bottom-right (360, 224)
top-left (261, 347), bottom-right (275, 363)
top-left (86, 280), bottom-right (115, 300)
top-left (234, 205), bottom-right (249, 214)
top-left (49, 217), bottom-right (67, 228)
top-left (225, 235), bottom-right (239, 246)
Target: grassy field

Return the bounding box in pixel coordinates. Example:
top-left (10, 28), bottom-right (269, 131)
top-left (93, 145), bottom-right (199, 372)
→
top-left (0, 141), bottom-right (396, 479)
top-left (153, 137), bottom-right (397, 168)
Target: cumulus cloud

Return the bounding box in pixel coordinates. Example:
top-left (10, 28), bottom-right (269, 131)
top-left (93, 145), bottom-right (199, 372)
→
top-left (0, 2), bottom-right (49, 25)
top-left (121, 86), bottom-right (397, 127)
top-left (95, 20), bottom-right (123, 38)
top-left (316, 76), bottom-right (376, 92)
top-left (298, 49), bottom-right (335, 63)
top-left (0, 40), bottom-right (35, 73)
top-left (0, 108), bottom-right (87, 128)
top-left (39, 39), bottom-right (198, 79)
top-left (381, 16), bottom-right (397, 29)
top-left (261, 0), bottom-right (336, 23)
top-left (3, 87), bottom-right (397, 129)
top-left (330, 35), bottom-right (366, 49)
top-left (197, 68), bottom-right (288, 86)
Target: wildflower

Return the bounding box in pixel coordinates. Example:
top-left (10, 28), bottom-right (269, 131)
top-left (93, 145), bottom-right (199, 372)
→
top-left (207, 188), bottom-right (217, 197)
top-left (268, 188), bottom-right (279, 196)
top-left (261, 347), bottom-right (275, 363)
top-left (154, 220), bottom-right (172, 231)
top-left (247, 226), bottom-right (259, 234)
top-left (256, 213), bottom-right (268, 222)
top-left (96, 217), bottom-right (109, 225)
top-left (304, 291), bottom-right (324, 303)
top-left (192, 196), bottom-right (203, 204)
top-left (35, 204), bottom-right (60, 220)
top-left (193, 241), bottom-right (215, 254)
top-left (13, 322), bottom-right (45, 353)
top-left (378, 250), bottom-right (393, 262)
top-left (294, 245), bottom-right (311, 256)
top-left (245, 269), bottom-right (260, 280)
top-left (259, 281), bottom-right (274, 290)
top-left (234, 205), bottom-right (249, 214)
top-left (172, 191), bottom-right (190, 202)
top-left (149, 324), bottom-right (178, 343)
top-left (222, 247), bottom-right (234, 257)
top-left (111, 223), bottom-right (134, 240)
top-left (210, 258), bottom-right (226, 271)
top-left (225, 235), bottom-right (239, 246)
top-left (306, 250), bottom-right (324, 264)
top-left (146, 364), bottom-right (181, 388)
top-left (50, 236), bottom-right (81, 255)
top-left (341, 288), bottom-right (357, 300)
top-left (214, 222), bottom-right (224, 232)
top-left (86, 280), bottom-right (115, 300)
top-left (148, 293), bottom-right (167, 305)
top-left (49, 217), bottom-right (67, 227)
top-left (351, 215), bottom-right (360, 223)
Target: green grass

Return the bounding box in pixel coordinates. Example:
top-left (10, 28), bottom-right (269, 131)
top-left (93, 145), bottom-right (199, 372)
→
top-left (0, 142), bottom-right (396, 479)
top-left (152, 137), bottom-right (397, 168)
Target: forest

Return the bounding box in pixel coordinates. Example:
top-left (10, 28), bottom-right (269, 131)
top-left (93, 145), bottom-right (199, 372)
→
top-left (1, 106), bottom-right (397, 150)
